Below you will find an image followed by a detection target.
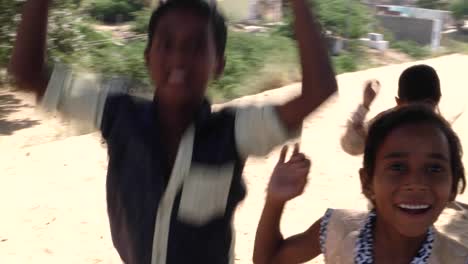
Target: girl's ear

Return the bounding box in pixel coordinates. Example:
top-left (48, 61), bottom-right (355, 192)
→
top-left (449, 189), bottom-right (457, 203)
top-left (360, 168), bottom-right (375, 200)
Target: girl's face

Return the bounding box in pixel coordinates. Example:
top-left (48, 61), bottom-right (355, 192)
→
top-left (363, 123), bottom-right (456, 237)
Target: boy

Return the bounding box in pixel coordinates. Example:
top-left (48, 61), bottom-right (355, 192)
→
top-left (341, 64), bottom-right (464, 156)
top-left (9, 0), bottom-right (337, 263)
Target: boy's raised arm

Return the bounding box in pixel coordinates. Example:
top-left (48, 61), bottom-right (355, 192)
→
top-left (276, 0), bottom-right (338, 131)
top-left (9, 0), bottom-right (51, 98)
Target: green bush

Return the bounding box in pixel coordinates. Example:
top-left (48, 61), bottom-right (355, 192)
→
top-left (391, 41), bottom-right (430, 59)
top-left (132, 8), bottom-right (152, 34)
top-left (416, 0), bottom-right (449, 10)
top-left (277, 0), bottom-right (373, 40)
top-left (87, 0), bottom-right (143, 23)
top-left (451, 0), bottom-right (468, 22)
top-left (0, 1), bottom-right (85, 67)
top-left (209, 31), bottom-right (299, 101)
top-left (311, 0), bottom-right (373, 39)
top-left (333, 53), bottom-right (357, 74)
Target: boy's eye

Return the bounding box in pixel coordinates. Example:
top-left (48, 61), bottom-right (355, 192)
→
top-left (389, 163), bottom-right (406, 172)
top-left (192, 39), bottom-right (206, 53)
top-left (164, 40), bottom-right (172, 50)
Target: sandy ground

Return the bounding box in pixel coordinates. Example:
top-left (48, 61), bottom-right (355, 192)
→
top-left (1, 54), bottom-right (468, 263)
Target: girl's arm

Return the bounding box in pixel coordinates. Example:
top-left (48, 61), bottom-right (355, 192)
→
top-left (253, 198), bottom-right (322, 264)
top-left (253, 145), bottom-right (322, 264)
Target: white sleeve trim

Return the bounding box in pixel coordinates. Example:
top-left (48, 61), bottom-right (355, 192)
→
top-left (40, 63), bottom-right (115, 129)
top-left (234, 105), bottom-right (301, 159)
top-left (350, 104), bottom-right (369, 124)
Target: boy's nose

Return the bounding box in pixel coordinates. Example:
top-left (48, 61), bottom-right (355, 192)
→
top-left (169, 53), bottom-right (187, 68)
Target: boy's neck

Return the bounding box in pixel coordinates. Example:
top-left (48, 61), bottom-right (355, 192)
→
top-left (157, 102), bottom-right (197, 137)
top-left (373, 218), bottom-right (427, 263)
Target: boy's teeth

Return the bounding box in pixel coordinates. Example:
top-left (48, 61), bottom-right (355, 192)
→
top-left (398, 204), bottom-right (430, 210)
top-left (169, 69), bottom-right (185, 84)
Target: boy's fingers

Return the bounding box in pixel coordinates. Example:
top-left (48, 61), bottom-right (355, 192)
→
top-left (278, 146), bottom-right (288, 164)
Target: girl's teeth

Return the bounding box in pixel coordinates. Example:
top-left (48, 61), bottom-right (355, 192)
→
top-left (169, 69), bottom-right (185, 84)
top-left (398, 204), bottom-right (430, 210)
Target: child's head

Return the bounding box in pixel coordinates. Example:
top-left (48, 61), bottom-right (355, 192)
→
top-left (396, 65), bottom-right (441, 109)
top-left (145, 0), bottom-right (227, 107)
top-left (361, 105), bottom-right (465, 237)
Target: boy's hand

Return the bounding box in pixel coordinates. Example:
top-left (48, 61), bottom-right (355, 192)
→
top-left (267, 144), bottom-right (311, 203)
top-left (363, 79), bottom-right (380, 109)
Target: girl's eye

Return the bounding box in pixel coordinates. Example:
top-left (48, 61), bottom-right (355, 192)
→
top-left (427, 164), bottom-right (444, 173)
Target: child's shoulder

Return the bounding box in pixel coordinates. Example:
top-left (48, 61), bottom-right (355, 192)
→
top-left (325, 208), bottom-right (368, 225)
top-left (320, 209), bottom-right (369, 261)
top-left (432, 230), bottom-right (468, 263)
top-left (321, 209), bottom-right (369, 239)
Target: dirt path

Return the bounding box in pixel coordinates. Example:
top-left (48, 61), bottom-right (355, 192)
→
top-left (1, 54), bottom-right (468, 263)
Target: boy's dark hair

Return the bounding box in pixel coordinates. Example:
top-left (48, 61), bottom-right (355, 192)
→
top-left (146, 0), bottom-right (227, 57)
top-left (398, 64), bottom-right (441, 104)
top-left (364, 105), bottom-right (466, 194)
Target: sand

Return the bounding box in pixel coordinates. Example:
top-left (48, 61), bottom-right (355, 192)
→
top-left (1, 54), bottom-right (468, 263)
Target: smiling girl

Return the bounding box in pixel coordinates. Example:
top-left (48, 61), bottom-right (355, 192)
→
top-left (254, 105), bottom-right (468, 264)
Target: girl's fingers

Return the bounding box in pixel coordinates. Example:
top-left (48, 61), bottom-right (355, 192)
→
top-left (278, 145), bottom-right (288, 164)
top-left (293, 143), bottom-right (300, 155)
top-left (290, 153), bottom-right (306, 162)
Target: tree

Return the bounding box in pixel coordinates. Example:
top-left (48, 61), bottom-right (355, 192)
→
top-left (416, 0), bottom-right (450, 10)
top-left (0, 0), bottom-right (26, 65)
top-left (0, 0), bottom-right (85, 66)
top-left (451, 0), bottom-right (468, 29)
top-left (312, 0), bottom-right (373, 39)
top-left (276, 0), bottom-right (373, 39)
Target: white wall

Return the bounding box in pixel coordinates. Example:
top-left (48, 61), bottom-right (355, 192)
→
top-left (216, 0), bottom-right (254, 22)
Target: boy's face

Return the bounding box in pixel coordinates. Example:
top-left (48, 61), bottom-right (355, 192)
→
top-left (361, 123), bottom-right (455, 238)
top-left (146, 8), bottom-right (224, 107)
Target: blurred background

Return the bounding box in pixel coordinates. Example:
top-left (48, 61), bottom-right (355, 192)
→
top-left (1, 0), bottom-right (467, 102)
top-left (1, 1), bottom-right (468, 263)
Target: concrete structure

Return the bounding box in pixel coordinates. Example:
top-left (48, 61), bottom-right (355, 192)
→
top-left (215, 0), bottom-right (282, 22)
top-left (360, 33), bottom-right (389, 51)
top-left (362, 0), bottom-right (417, 6)
top-left (377, 15), bottom-right (442, 49)
top-left (376, 5), bottom-right (454, 28)
top-left (154, 0), bottom-right (283, 23)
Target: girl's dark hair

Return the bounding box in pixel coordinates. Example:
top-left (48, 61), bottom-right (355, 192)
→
top-left (364, 104), bottom-right (466, 194)
top-left (147, 0), bottom-right (227, 57)
top-left (398, 64), bottom-right (441, 104)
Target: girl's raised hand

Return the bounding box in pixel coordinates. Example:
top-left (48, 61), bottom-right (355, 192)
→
top-left (267, 144), bottom-right (311, 203)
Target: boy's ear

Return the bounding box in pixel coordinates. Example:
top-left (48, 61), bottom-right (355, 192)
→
top-left (144, 48), bottom-right (150, 67)
top-left (214, 56), bottom-right (226, 80)
top-left (360, 168), bottom-right (374, 200)
top-left (395, 97), bottom-right (402, 106)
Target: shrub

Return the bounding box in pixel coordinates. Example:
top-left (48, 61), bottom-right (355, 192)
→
top-left (209, 31), bottom-right (299, 101)
top-left (87, 0), bottom-right (143, 23)
top-left (391, 41), bottom-right (430, 59)
top-left (132, 8), bottom-right (152, 34)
